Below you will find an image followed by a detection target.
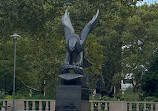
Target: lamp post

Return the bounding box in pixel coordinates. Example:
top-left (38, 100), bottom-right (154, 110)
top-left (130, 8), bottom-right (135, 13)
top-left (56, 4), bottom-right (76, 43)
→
top-left (11, 33), bottom-right (20, 111)
top-left (4, 70), bottom-right (8, 94)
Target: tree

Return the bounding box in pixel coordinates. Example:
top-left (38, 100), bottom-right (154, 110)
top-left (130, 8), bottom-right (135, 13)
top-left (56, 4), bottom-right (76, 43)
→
top-left (142, 51), bottom-right (158, 97)
top-left (122, 4), bottom-right (158, 92)
top-left (94, 0), bottom-right (136, 96)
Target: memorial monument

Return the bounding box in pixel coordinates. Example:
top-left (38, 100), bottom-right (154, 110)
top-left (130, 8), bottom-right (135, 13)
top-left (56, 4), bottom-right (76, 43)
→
top-left (55, 9), bottom-right (99, 111)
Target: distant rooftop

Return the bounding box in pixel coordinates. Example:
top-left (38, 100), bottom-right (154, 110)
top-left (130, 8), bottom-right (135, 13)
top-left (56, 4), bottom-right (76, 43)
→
top-left (136, 0), bottom-right (158, 6)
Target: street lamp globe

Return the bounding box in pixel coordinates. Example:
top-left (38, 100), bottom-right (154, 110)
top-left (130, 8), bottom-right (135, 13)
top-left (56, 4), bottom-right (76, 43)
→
top-left (11, 33), bottom-right (21, 40)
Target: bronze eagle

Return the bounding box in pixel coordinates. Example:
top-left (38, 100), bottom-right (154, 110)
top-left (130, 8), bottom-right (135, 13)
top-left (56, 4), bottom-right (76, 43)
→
top-left (62, 9), bottom-right (99, 68)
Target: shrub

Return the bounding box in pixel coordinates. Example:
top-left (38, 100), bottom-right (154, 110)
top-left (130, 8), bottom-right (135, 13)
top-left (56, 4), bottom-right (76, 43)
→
top-left (0, 92), bottom-right (5, 99)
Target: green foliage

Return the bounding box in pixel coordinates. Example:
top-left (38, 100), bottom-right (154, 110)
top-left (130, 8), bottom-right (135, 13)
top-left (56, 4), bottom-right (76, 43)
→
top-left (143, 96), bottom-right (158, 102)
top-left (0, 0), bottom-right (158, 99)
top-left (4, 95), bottom-right (12, 99)
top-left (90, 94), bottom-right (102, 100)
top-left (122, 4), bottom-right (158, 92)
top-left (90, 87), bottom-right (143, 101)
top-left (97, 0), bottom-right (135, 96)
top-left (1, 93), bottom-right (55, 99)
top-left (0, 92), bottom-right (5, 99)
top-left (141, 51), bottom-right (158, 97)
top-left (0, 101), bottom-right (2, 106)
top-left (119, 88), bottom-right (142, 101)
top-left (101, 96), bottom-right (119, 101)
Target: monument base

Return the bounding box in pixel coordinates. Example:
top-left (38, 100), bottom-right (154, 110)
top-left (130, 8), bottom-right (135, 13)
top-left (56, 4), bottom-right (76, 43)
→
top-left (55, 85), bottom-right (89, 111)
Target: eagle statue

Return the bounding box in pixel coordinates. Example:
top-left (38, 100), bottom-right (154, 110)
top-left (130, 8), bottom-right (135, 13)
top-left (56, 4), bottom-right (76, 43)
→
top-left (62, 9), bottom-right (99, 69)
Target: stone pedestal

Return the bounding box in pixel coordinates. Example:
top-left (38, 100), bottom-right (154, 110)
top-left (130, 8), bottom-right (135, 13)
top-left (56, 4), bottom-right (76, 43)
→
top-left (55, 85), bottom-right (89, 111)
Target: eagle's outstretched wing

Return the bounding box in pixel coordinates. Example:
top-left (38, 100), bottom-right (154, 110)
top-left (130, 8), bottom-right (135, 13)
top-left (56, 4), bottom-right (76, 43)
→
top-left (80, 10), bottom-right (99, 45)
top-left (62, 10), bottom-right (75, 43)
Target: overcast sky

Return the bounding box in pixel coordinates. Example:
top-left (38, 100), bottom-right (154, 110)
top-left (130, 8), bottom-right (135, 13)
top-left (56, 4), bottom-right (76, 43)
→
top-left (137, 0), bottom-right (158, 6)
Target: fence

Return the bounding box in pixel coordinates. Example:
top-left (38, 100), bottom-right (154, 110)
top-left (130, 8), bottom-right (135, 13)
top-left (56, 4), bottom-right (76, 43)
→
top-left (0, 99), bottom-right (158, 111)
top-left (90, 100), bottom-right (158, 111)
top-left (0, 99), bottom-right (55, 111)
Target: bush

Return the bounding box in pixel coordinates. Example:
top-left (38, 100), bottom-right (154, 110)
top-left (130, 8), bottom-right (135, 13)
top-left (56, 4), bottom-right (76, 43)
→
top-left (118, 87), bottom-right (142, 101)
top-left (2, 94), bottom-right (55, 99)
top-left (0, 101), bottom-right (2, 106)
top-left (90, 87), bottom-right (144, 101)
top-left (0, 92), bottom-right (5, 99)
top-left (143, 96), bottom-right (158, 102)
top-left (90, 94), bottom-right (101, 100)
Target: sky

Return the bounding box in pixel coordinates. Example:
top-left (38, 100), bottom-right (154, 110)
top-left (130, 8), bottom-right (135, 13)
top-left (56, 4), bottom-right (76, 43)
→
top-left (137, 0), bottom-right (158, 6)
